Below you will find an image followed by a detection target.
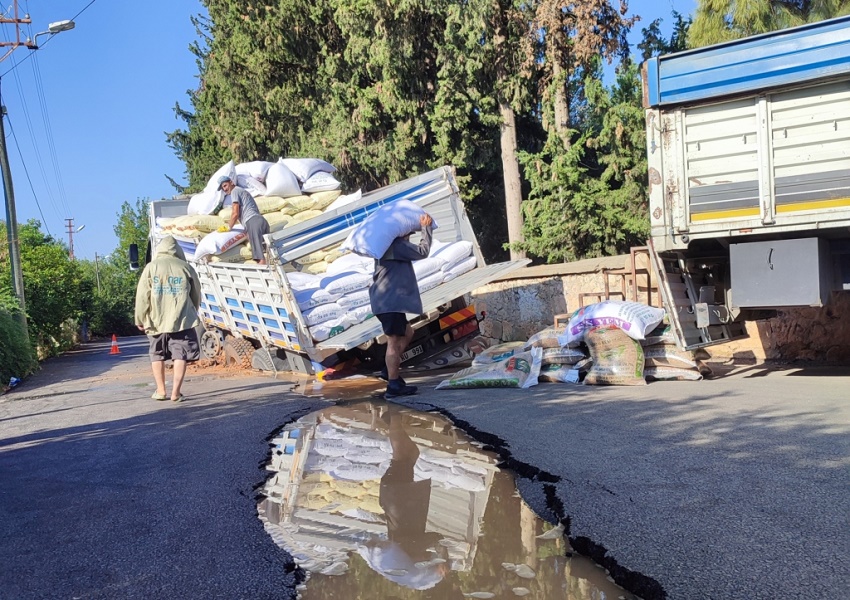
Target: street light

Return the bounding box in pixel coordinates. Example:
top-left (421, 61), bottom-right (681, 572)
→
top-left (1, 13), bottom-right (75, 324)
top-left (27, 20), bottom-right (76, 49)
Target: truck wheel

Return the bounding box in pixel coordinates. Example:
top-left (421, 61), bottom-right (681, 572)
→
top-left (224, 337), bottom-right (255, 369)
top-left (200, 330), bottom-right (224, 359)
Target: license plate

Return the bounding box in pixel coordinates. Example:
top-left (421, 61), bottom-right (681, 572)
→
top-left (401, 345), bottom-right (424, 362)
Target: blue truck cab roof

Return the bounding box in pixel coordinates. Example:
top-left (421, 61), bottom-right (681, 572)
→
top-left (643, 14), bottom-right (850, 108)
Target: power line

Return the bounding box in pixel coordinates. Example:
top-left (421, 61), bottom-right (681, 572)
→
top-left (0, 0), bottom-right (98, 77)
top-left (4, 103), bottom-right (51, 235)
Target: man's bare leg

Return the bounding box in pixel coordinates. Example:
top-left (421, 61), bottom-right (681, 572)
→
top-left (171, 359), bottom-right (188, 401)
top-left (386, 325), bottom-right (414, 380)
top-left (151, 361), bottom-right (167, 398)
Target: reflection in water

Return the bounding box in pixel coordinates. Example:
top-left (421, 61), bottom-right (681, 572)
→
top-left (259, 401), bottom-right (637, 599)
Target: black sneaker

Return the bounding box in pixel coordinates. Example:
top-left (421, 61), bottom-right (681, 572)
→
top-left (385, 379), bottom-right (417, 399)
top-left (378, 368), bottom-right (405, 386)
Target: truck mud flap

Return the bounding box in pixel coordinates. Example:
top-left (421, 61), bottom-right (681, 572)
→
top-left (648, 239), bottom-right (747, 350)
top-left (316, 259), bottom-right (530, 353)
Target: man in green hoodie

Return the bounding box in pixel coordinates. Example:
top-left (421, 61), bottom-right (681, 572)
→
top-left (134, 235), bottom-right (202, 402)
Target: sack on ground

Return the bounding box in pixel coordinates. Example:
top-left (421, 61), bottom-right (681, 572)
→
top-left (525, 327), bottom-right (571, 349)
top-left (472, 341), bottom-right (526, 367)
top-left (644, 346), bottom-right (699, 369)
top-left (538, 363), bottom-right (581, 384)
top-left (342, 199), bottom-right (438, 259)
top-left (541, 347), bottom-right (587, 366)
top-left (644, 366), bottom-right (703, 381)
top-left (583, 326), bottom-right (646, 386)
top-left (641, 323), bottom-right (678, 346)
top-left (436, 347), bottom-right (542, 390)
top-left (559, 300), bottom-right (665, 347)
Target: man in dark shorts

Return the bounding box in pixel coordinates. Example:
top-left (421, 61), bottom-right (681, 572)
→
top-left (369, 213), bottom-right (434, 398)
top-left (134, 235), bottom-right (202, 402)
top-left (218, 175), bottom-right (271, 264)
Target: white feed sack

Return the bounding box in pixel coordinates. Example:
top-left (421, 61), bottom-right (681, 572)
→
top-left (294, 287), bottom-right (341, 311)
top-left (336, 289), bottom-right (371, 310)
top-left (286, 272), bottom-right (321, 292)
top-left (279, 157), bottom-right (336, 182)
top-left (236, 174), bottom-right (267, 198)
top-left (413, 256), bottom-right (445, 280)
top-left (235, 160), bottom-right (275, 182)
top-left (417, 270), bottom-right (446, 293)
top-left (326, 252), bottom-right (374, 276)
top-left (442, 255), bottom-right (477, 282)
top-left (187, 189), bottom-right (224, 216)
top-left (558, 300), bottom-right (666, 347)
top-left (204, 160), bottom-right (236, 194)
top-left (192, 227), bottom-right (248, 261)
top-left (302, 172), bottom-right (342, 193)
top-left (325, 189), bottom-right (362, 213)
top-left (310, 313), bottom-right (355, 342)
top-left (302, 302), bottom-right (345, 327)
top-left (264, 162), bottom-right (303, 198)
top-left (436, 241), bottom-right (474, 271)
top-left (320, 271), bottom-right (373, 296)
top-left (342, 199), bottom-right (439, 259)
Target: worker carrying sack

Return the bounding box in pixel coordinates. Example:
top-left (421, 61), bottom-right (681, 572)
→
top-left (342, 199), bottom-right (438, 259)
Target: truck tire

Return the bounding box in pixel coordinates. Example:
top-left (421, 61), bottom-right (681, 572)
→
top-left (200, 329), bottom-right (224, 360)
top-left (224, 337), bottom-right (255, 369)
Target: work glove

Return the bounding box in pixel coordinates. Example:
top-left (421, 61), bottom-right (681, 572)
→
top-left (217, 225), bottom-right (230, 233)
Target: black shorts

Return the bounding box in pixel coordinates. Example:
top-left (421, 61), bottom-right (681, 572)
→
top-left (148, 328), bottom-right (200, 362)
top-left (377, 312), bottom-right (408, 337)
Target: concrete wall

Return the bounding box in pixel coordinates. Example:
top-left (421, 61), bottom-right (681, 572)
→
top-left (470, 256), bottom-right (850, 364)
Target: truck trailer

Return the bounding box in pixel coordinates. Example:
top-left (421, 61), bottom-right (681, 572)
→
top-left (138, 166), bottom-right (528, 374)
top-left (642, 15), bottom-right (850, 349)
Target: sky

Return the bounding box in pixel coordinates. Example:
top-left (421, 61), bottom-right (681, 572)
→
top-left (1, 0), bottom-right (696, 261)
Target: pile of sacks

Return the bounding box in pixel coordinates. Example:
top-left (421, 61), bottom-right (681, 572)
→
top-left (439, 300), bottom-right (706, 389)
top-left (289, 237), bottom-right (478, 343)
top-left (153, 157), bottom-right (363, 265)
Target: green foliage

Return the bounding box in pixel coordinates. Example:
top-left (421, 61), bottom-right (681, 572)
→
top-left (688, 0), bottom-right (850, 47)
top-left (518, 61), bottom-right (650, 262)
top-left (639, 11), bottom-right (692, 60)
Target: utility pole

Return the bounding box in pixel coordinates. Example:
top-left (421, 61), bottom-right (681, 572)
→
top-left (66, 218), bottom-right (76, 259)
top-left (94, 252), bottom-right (101, 293)
top-left (0, 2), bottom-right (75, 328)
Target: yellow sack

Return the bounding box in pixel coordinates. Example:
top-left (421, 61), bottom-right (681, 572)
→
top-left (265, 212), bottom-right (293, 227)
top-left (280, 195), bottom-right (316, 215)
top-left (310, 190), bottom-right (342, 210)
top-left (289, 209), bottom-right (323, 225)
top-left (209, 244), bottom-right (249, 263)
top-left (217, 206), bottom-right (232, 221)
top-left (173, 214), bottom-right (225, 233)
top-left (300, 260), bottom-right (329, 275)
top-left (255, 195), bottom-right (291, 214)
top-left (296, 249), bottom-right (329, 265)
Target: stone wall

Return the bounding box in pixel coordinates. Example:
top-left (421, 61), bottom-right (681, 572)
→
top-left (470, 256), bottom-right (850, 364)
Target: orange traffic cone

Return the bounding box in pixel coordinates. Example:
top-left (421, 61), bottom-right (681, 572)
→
top-left (109, 334), bottom-right (121, 355)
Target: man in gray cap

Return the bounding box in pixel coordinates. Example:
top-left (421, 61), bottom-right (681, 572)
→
top-left (218, 175), bottom-right (271, 265)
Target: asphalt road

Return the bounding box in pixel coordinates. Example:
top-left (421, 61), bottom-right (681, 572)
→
top-left (1, 337), bottom-right (848, 599)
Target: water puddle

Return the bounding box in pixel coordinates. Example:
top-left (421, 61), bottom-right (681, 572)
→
top-left (258, 400), bottom-right (639, 599)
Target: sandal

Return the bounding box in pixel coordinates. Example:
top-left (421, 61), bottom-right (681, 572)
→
top-left (151, 392), bottom-right (168, 401)
top-left (171, 394), bottom-right (185, 403)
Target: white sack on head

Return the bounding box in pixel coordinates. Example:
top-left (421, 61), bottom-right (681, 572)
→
top-left (236, 174), bottom-right (268, 198)
top-left (325, 189), bottom-right (362, 212)
top-left (279, 157), bottom-right (336, 182)
top-left (302, 172), bottom-right (341, 193)
top-left (264, 162), bottom-right (302, 198)
top-left (187, 189), bottom-right (224, 216)
top-left (235, 160), bottom-right (275, 181)
top-left (341, 199), bottom-right (439, 259)
top-left (204, 160), bottom-right (236, 194)
top-left (193, 227), bottom-right (247, 261)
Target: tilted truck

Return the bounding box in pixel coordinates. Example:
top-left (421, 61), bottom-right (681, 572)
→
top-left (138, 166), bottom-right (529, 374)
top-left (642, 15), bottom-right (850, 350)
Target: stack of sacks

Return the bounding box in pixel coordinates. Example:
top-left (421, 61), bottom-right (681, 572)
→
top-left (641, 323), bottom-right (709, 381)
top-left (430, 239), bottom-right (477, 283)
top-left (175, 158), bottom-right (351, 265)
top-left (288, 267), bottom-right (375, 342)
top-left (521, 326), bottom-right (589, 383)
top-left (157, 213), bottom-right (228, 261)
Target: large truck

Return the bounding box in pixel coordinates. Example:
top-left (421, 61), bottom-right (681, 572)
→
top-left (642, 15), bottom-right (850, 350)
top-left (137, 166), bottom-right (528, 374)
